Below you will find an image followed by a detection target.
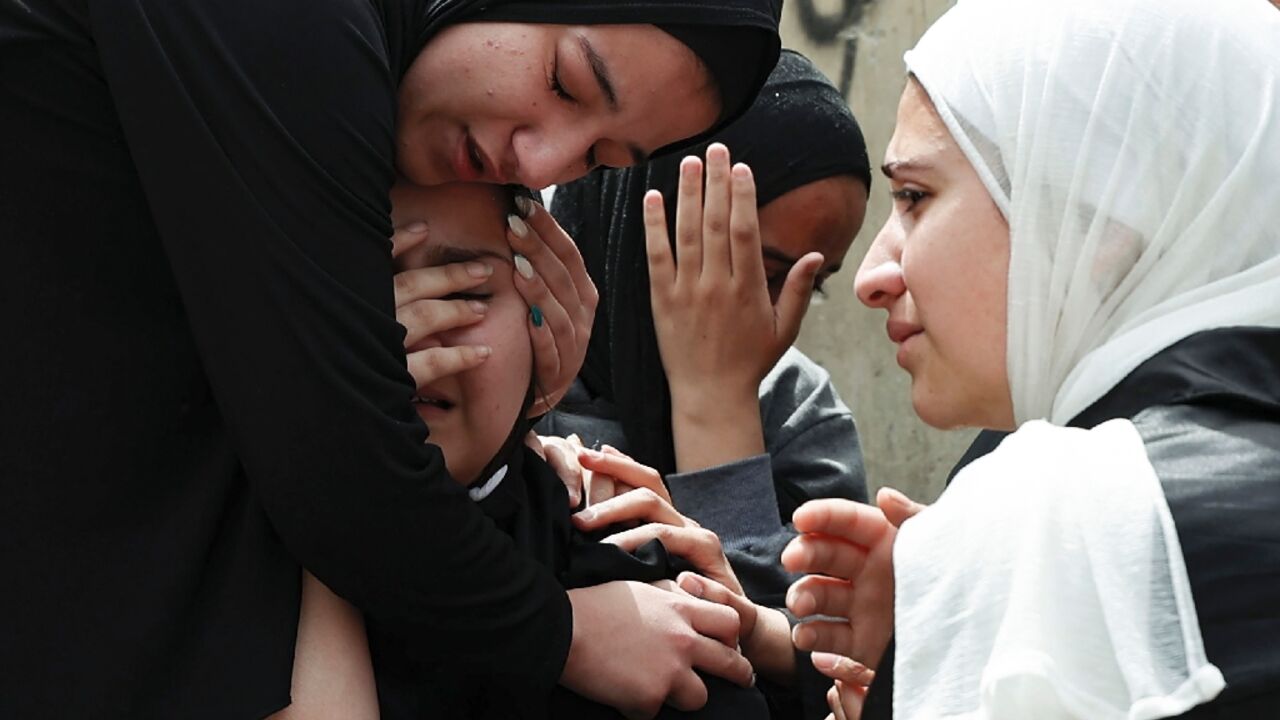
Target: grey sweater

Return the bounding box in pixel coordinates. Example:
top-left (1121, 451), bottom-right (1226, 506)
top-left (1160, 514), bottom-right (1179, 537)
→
top-left (536, 347), bottom-right (868, 608)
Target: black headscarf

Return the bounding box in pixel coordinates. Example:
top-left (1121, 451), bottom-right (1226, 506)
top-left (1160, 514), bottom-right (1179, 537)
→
top-left (379, 0), bottom-right (783, 154)
top-left (551, 50), bottom-right (871, 475)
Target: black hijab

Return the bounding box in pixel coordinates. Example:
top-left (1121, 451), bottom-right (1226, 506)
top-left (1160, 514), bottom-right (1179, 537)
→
top-left (379, 0), bottom-right (783, 153)
top-left (551, 50), bottom-right (872, 475)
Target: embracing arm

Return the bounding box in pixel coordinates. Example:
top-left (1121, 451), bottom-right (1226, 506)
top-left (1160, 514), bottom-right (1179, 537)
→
top-left (88, 0), bottom-right (569, 687)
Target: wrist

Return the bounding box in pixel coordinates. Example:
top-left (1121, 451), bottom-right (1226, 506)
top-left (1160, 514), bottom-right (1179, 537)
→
top-left (670, 392), bottom-right (764, 472)
top-left (741, 606), bottom-right (796, 685)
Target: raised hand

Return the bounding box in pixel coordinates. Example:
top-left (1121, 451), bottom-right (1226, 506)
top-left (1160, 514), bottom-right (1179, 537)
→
top-left (643, 143), bottom-right (823, 471)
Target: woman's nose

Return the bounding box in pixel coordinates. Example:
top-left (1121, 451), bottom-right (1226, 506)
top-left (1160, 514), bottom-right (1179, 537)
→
top-left (854, 226), bottom-right (906, 309)
top-left (511, 127), bottom-right (593, 189)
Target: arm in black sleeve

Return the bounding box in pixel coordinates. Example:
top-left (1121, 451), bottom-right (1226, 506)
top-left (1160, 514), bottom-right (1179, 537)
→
top-left (86, 0), bottom-right (570, 688)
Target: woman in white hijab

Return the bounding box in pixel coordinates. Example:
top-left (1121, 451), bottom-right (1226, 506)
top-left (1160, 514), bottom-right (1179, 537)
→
top-left (781, 0), bottom-right (1280, 718)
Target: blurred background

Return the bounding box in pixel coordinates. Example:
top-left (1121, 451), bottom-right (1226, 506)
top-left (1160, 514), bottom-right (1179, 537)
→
top-left (780, 0), bottom-right (968, 502)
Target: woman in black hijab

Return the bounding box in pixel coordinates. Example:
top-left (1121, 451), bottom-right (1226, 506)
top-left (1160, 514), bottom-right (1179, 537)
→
top-left (0, 2), bottom-right (779, 718)
top-left (541, 50), bottom-right (873, 719)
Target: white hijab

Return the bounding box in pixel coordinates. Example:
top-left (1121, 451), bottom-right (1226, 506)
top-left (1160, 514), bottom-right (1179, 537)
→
top-left (891, 0), bottom-right (1280, 717)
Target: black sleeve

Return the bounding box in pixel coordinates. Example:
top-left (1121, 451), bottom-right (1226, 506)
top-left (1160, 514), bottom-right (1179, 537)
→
top-left (86, 0), bottom-right (571, 688)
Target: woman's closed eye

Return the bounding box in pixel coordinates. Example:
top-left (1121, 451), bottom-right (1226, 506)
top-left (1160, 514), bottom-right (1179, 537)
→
top-left (548, 52), bottom-right (576, 104)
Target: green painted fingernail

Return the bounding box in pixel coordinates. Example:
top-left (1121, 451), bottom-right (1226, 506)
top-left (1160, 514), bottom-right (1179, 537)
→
top-left (530, 305), bottom-right (544, 327)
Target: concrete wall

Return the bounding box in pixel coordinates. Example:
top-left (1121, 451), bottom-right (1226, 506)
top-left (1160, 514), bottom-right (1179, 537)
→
top-left (780, 0), bottom-right (972, 503)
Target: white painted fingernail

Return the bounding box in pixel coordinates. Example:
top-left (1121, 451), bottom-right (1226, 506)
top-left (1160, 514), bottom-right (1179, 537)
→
top-left (507, 214), bottom-right (528, 238)
top-left (513, 253), bottom-right (535, 280)
top-left (514, 195), bottom-right (534, 217)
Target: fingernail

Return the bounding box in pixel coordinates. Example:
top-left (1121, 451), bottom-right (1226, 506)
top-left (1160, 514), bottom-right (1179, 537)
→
top-left (575, 508), bottom-right (595, 523)
top-left (513, 253), bottom-right (535, 280)
top-left (514, 195), bottom-right (535, 218)
top-left (475, 345), bottom-right (492, 359)
top-left (749, 673), bottom-right (757, 688)
top-left (681, 574), bottom-right (704, 598)
top-left (507, 214), bottom-right (528, 238)
top-left (405, 221), bottom-right (428, 233)
top-left (530, 305), bottom-right (544, 327)
top-left (579, 447), bottom-right (602, 460)
top-left (465, 261), bottom-right (492, 278)
top-left (811, 652), bottom-right (837, 671)
top-left (468, 300), bottom-right (488, 315)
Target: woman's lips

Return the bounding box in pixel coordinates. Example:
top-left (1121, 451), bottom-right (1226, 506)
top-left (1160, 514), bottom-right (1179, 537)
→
top-left (886, 319), bottom-right (924, 344)
top-left (887, 319), bottom-right (924, 370)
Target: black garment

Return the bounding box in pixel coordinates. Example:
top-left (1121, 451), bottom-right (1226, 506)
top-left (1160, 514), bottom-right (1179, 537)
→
top-left (369, 446), bottom-right (771, 720)
top-left (864, 327), bottom-right (1280, 718)
top-left (552, 50), bottom-right (871, 477)
top-left (0, 1), bottom-right (779, 718)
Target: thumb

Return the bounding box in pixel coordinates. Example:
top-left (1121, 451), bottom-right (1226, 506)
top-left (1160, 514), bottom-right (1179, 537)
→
top-left (877, 486), bottom-right (926, 528)
top-left (774, 252), bottom-right (824, 347)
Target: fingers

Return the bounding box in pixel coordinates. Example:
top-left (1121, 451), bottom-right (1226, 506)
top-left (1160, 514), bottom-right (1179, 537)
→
top-left (389, 220), bottom-right (429, 260)
top-left (773, 250), bottom-right (824, 348)
top-left (577, 448), bottom-right (671, 504)
top-left (787, 574), bottom-right (855, 619)
top-left (678, 572), bottom-right (756, 634)
top-left (404, 345), bottom-right (490, 389)
top-left (790, 499), bottom-right (894, 548)
top-left (811, 653), bottom-right (876, 687)
top-left (523, 431), bottom-right (547, 461)
top-left (604, 524), bottom-right (729, 586)
top-left (683, 590), bottom-right (743, 651)
top-left (520, 200), bottom-right (599, 314)
top-left (397, 298), bottom-right (487, 349)
top-left (700, 144), bottom-right (732, 280)
top-left (727, 162), bottom-right (763, 285)
top-left (541, 436), bottom-right (587, 507)
top-left (781, 533), bottom-right (869, 580)
top-left (877, 486), bottom-right (927, 528)
top-left (674, 156), bottom-right (705, 280)
top-left (792, 619), bottom-right (855, 656)
top-left (575, 487), bottom-right (689, 532)
top-left (507, 210), bottom-right (591, 410)
top-left (660, 671), bottom-right (710, 716)
top-left (829, 679), bottom-right (866, 720)
top-left (391, 261), bottom-right (492, 310)
top-left (644, 191), bottom-right (676, 299)
top-left (586, 472), bottom-right (619, 508)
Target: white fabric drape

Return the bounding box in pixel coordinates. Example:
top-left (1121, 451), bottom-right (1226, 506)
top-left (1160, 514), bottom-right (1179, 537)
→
top-left (894, 421), bottom-right (1225, 719)
top-left (890, 0), bottom-right (1280, 717)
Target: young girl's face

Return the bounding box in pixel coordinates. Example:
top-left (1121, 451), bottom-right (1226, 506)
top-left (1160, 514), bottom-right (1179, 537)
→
top-left (390, 182), bottom-right (534, 485)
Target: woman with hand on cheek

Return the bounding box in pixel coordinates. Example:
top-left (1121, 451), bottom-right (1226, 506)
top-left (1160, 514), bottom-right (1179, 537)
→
top-left (784, 0), bottom-right (1280, 717)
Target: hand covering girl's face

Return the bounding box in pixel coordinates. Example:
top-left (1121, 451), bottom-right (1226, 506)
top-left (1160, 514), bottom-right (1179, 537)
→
top-left (389, 183), bottom-right (534, 485)
top-left (397, 23), bottom-right (719, 190)
top-left (854, 80), bottom-right (1014, 431)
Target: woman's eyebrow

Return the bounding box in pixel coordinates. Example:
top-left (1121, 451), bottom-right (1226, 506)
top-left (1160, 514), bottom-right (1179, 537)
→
top-left (422, 245), bottom-right (512, 267)
top-left (881, 159), bottom-right (933, 179)
top-left (579, 36), bottom-right (618, 111)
